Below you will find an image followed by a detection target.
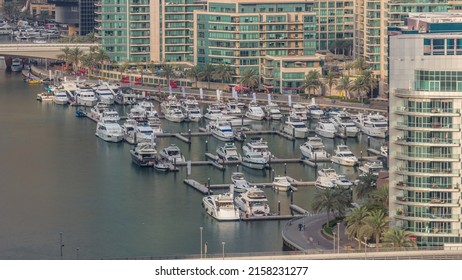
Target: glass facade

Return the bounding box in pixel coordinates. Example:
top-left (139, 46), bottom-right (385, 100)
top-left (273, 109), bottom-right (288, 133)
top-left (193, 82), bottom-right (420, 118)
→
top-left (97, 0), bottom-right (150, 62)
top-left (415, 70), bottom-right (462, 92)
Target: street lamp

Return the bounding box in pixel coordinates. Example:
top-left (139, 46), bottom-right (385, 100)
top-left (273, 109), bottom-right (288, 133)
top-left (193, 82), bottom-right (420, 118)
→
top-left (337, 222), bottom-right (340, 254)
top-left (333, 232), bottom-right (336, 253)
top-left (364, 236), bottom-right (367, 260)
top-left (222, 242), bottom-right (226, 260)
top-left (200, 227), bottom-right (203, 259)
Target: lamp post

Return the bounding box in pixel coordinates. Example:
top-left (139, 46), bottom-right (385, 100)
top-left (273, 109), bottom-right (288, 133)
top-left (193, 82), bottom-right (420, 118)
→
top-left (364, 236), bottom-right (367, 260)
top-left (200, 227), bottom-right (203, 259)
top-left (222, 242), bottom-right (226, 260)
top-left (333, 232), bottom-right (336, 253)
top-left (337, 222), bottom-right (340, 254)
top-left (204, 242), bottom-right (208, 259)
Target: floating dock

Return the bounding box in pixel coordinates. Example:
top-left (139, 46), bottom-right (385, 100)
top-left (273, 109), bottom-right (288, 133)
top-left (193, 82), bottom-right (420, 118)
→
top-left (183, 179), bottom-right (213, 194)
top-left (290, 204), bottom-right (310, 214)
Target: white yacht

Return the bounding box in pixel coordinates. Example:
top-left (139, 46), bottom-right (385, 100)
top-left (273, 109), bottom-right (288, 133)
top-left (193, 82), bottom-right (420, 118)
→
top-left (202, 192), bottom-right (240, 221)
top-left (75, 88), bottom-right (98, 107)
top-left (359, 160), bottom-right (384, 176)
top-left (94, 87), bottom-right (115, 105)
top-left (204, 104), bottom-right (224, 120)
top-left (245, 104), bottom-right (265, 120)
top-left (180, 97), bottom-right (202, 121)
top-left (289, 103), bottom-right (308, 121)
top-left (95, 118), bottom-right (124, 143)
top-left (159, 144), bottom-right (186, 164)
top-left (216, 142), bottom-right (241, 161)
top-left (86, 103), bottom-right (109, 122)
top-left (242, 137), bottom-right (271, 161)
top-left (331, 112), bottom-right (360, 138)
top-left (138, 100), bottom-right (158, 118)
top-left (264, 103), bottom-right (283, 120)
top-left (356, 113), bottom-right (388, 138)
top-left (307, 99), bottom-right (324, 119)
top-left (164, 106), bottom-right (185, 123)
top-left (299, 136), bottom-right (329, 161)
top-left (207, 119), bottom-right (234, 141)
top-left (224, 101), bottom-right (242, 115)
top-left (282, 117), bottom-right (309, 139)
top-left (148, 117), bottom-right (163, 134)
top-left (114, 88), bottom-right (137, 105)
top-left (101, 109), bottom-right (120, 122)
top-left (272, 176), bottom-right (292, 192)
top-left (123, 119), bottom-right (154, 144)
top-left (317, 168), bottom-right (353, 189)
top-left (10, 58), bottom-right (23, 72)
top-left (53, 91), bottom-right (69, 105)
top-left (231, 172), bottom-right (250, 192)
top-left (234, 187), bottom-right (270, 217)
top-left (315, 118), bottom-right (337, 138)
top-left (36, 91), bottom-right (54, 102)
top-left (128, 105), bottom-right (147, 121)
top-left (241, 152), bottom-right (268, 170)
top-left (160, 95), bottom-right (181, 114)
top-left (130, 142), bottom-right (158, 167)
top-left (331, 145), bottom-right (359, 166)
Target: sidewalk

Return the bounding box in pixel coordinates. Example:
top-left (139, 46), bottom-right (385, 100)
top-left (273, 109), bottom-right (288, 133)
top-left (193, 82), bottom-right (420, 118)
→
top-left (282, 213), bottom-right (356, 252)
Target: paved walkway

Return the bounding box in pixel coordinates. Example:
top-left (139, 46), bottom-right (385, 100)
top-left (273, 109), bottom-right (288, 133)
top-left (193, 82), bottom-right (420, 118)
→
top-left (282, 213), bottom-right (356, 252)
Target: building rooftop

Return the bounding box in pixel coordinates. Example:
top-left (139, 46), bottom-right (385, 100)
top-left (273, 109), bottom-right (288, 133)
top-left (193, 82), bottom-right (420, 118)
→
top-left (407, 12), bottom-right (462, 23)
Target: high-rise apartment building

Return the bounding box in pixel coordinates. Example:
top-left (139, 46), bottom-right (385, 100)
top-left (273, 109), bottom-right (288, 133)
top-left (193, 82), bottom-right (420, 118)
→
top-left (314, 0), bottom-right (354, 51)
top-left (96, 0), bottom-right (151, 62)
top-left (150, 0), bottom-right (207, 64)
top-left (193, 0), bottom-right (323, 93)
top-left (389, 13), bottom-right (462, 246)
top-left (354, 0), bottom-right (462, 94)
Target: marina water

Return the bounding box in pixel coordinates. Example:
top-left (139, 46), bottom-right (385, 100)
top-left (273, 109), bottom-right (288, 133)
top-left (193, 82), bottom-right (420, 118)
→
top-left (0, 61), bottom-right (385, 259)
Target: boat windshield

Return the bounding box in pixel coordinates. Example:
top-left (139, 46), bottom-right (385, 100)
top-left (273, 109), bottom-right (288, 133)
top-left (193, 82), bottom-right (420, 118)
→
top-left (293, 124), bottom-right (306, 128)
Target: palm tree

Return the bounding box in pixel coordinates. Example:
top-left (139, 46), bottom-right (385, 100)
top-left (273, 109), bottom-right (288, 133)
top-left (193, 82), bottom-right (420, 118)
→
top-left (239, 68), bottom-right (259, 92)
top-left (344, 206), bottom-right (369, 248)
top-left (336, 76), bottom-right (352, 99)
top-left (185, 65), bottom-right (202, 88)
top-left (213, 64), bottom-right (234, 84)
top-left (353, 57), bottom-right (369, 73)
top-left (57, 47), bottom-right (72, 69)
top-left (382, 228), bottom-right (417, 248)
top-left (350, 75), bottom-right (369, 102)
top-left (136, 62), bottom-right (145, 85)
top-left (361, 70), bottom-right (378, 99)
top-left (68, 47), bottom-right (85, 74)
top-left (312, 188), bottom-right (350, 226)
top-left (367, 184), bottom-right (389, 213)
top-left (363, 209), bottom-right (390, 250)
top-left (199, 63), bottom-right (215, 89)
top-left (159, 64), bottom-right (176, 87)
top-left (94, 49), bottom-right (110, 75)
top-left (118, 61), bottom-right (130, 77)
top-left (354, 172), bottom-right (377, 201)
top-left (324, 71), bottom-right (337, 96)
top-left (80, 53), bottom-right (97, 76)
top-left (299, 70), bottom-right (323, 96)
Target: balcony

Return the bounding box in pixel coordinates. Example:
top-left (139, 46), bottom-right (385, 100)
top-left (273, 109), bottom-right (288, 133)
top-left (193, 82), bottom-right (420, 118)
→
top-left (395, 211), bottom-right (458, 222)
top-left (396, 227), bottom-right (458, 236)
top-left (394, 137), bottom-right (459, 147)
top-left (395, 182), bottom-right (459, 192)
top-left (395, 106), bottom-right (460, 117)
top-left (394, 152), bottom-right (459, 162)
top-left (395, 196), bottom-right (459, 207)
top-left (395, 122), bottom-right (459, 132)
top-left (396, 167), bottom-right (459, 177)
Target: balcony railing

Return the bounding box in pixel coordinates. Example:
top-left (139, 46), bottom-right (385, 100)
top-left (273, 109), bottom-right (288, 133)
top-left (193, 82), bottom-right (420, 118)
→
top-left (395, 152), bottom-right (459, 160)
top-left (396, 182), bottom-right (458, 190)
top-left (396, 122), bottom-right (459, 129)
top-left (395, 137), bottom-right (459, 145)
top-left (395, 211), bottom-right (457, 220)
top-left (396, 196), bottom-right (459, 205)
top-left (395, 107), bottom-right (460, 114)
top-left (397, 227), bottom-right (458, 235)
top-left (397, 167), bottom-right (459, 175)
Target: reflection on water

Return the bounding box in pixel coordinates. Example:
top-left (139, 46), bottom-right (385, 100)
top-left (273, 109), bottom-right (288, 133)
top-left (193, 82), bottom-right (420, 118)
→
top-left (0, 66), bottom-right (385, 259)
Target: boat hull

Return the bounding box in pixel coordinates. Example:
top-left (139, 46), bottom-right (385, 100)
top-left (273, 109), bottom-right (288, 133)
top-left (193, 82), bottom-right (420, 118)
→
top-left (315, 128), bottom-right (335, 138)
top-left (331, 157), bottom-right (357, 167)
top-left (202, 197), bottom-right (240, 221)
top-left (95, 132), bottom-right (124, 143)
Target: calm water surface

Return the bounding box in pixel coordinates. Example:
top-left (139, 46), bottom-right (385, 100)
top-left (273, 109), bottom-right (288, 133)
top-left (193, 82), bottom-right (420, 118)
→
top-left (0, 61), bottom-right (384, 259)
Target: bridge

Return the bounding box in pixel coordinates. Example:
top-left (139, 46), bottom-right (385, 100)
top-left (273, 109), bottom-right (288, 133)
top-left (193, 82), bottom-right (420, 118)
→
top-left (0, 43), bottom-right (99, 59)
